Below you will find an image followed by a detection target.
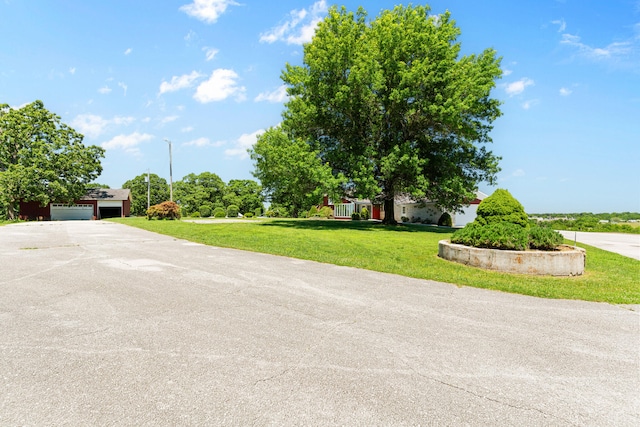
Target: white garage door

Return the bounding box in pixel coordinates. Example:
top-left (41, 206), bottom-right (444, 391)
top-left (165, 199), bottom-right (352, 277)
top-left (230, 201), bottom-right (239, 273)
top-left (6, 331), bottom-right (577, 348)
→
top-left (50, 204), bottom-right (94, 221)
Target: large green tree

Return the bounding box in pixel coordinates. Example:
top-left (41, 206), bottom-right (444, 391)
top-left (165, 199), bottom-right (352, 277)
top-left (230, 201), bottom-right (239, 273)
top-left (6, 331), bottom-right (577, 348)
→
top-left (173, 171), bottom-right (226, 215)
top-left (122, 173), bottom-right (169, 216)
top-left (224, 179), bottom-right (264, 215)
top-left (249, 127), bottom-right (344, 217)
top-left (282, 5), bottom-right (502, 224)
top-left (0, 101), bottom-right (105, 220)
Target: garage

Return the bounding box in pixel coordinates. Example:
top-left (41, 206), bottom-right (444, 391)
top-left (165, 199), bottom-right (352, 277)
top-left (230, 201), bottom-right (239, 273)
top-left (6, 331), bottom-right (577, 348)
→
top-left (19, 188), bottom-right (132, 221)
top-left (98, 200), bottom-right (123, 219)
top-left (50, 203), bottom-right (94, 221)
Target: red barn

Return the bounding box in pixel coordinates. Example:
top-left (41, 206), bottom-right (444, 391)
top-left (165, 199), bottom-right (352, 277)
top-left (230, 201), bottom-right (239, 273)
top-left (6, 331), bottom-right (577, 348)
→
top-left (19, 188), bottom-right (131, 221)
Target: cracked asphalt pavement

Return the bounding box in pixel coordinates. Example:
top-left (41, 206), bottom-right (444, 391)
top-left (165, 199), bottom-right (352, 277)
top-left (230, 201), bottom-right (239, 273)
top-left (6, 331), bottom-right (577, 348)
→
top-left (1, 221), bottom-right (638, 426)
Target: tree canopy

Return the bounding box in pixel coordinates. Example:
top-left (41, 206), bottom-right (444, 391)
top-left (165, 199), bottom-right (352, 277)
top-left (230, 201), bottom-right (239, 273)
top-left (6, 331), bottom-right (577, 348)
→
top-left (122, 173), bottom-right (170, 216)
top-left (173, 171), bottom-right (226, 215)
top-left (224, 179), bottom-right (264, 215)
top-left (281, 5), bottom-right (502, 223)
top-left (249, 127), bottom-right (344, 217)
top-left (0, 100), bottom-right (104, 219)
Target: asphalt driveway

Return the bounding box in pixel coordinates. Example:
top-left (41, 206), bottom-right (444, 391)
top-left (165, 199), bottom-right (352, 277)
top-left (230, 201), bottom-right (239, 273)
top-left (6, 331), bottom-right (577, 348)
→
top-left (558, 230), bottom-right (640, 260)
top-left (1, 221), bottom-right (638, 426)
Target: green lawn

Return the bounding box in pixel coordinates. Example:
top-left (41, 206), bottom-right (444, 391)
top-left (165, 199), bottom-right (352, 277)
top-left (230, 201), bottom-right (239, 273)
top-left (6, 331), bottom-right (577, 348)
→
top-left (110, 217), bottom-right (640, 304)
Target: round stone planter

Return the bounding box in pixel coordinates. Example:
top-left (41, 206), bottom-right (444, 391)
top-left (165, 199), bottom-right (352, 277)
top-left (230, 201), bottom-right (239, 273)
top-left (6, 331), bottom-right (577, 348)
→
top-left (438, 240), bottom-right (586, 276)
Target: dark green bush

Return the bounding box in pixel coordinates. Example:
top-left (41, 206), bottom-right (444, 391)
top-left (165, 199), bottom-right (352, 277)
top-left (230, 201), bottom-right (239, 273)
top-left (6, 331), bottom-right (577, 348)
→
top-left (452, 222), bottom-right (529, 251)
top-left (199, 205), bottom-right (211, 218)
top-left (227, 205), bottom-right (239, 218)
top-left (351, 212), bottom-right (361, 220)
top-left (360, 207), bottom-right (369, 220)
top-left (528, 225), bottom-right (564, 250)
top-left (189, 211), bottom-right (200, 218)
top-left (146, 201), bottom-right (181, 220)
top-left (475, 189), bottom-right (529, 228)
top-left (438, 212), bottom-right (452, 227)
top-left (213, 207), bottom-right (226, 218)
top-left (401, 216), bottom-right (410, 223)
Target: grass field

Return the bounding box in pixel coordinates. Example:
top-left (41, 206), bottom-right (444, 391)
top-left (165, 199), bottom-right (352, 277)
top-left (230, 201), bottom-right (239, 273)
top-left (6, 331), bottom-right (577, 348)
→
top-left (110, 217), bottom-right (640, 304)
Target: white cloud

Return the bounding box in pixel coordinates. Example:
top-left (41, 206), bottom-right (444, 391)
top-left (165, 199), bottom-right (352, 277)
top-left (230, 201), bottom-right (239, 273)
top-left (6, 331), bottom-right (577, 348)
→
top-left (522, 99), bottom-right (539, 110)
top-left (254, 85), bottom-right (288, 103)
top-left (124, 47), bottom-right (132, 55)
top-left (112, 116), bottom-right (135, 126)
top-left (69, 67), bottom-right (76, 75)
top-left (513, 169), bottom-right (526, 177)
top-left (161, 115), bottom-right (179, 124)
top-left (98, 86), bottom-right (112, 94)
top-left (101, 132), bottom-right (153, 155)
top-left (194, 69), bottom-right (246, 103)
top-left (551, 19), bottom-right (566, 32)
top-left (184, 30), bottom-right (197, 43)
top-left (559, 87), bottom-right (572, 96)
top-left (260, 0), bottom-right (327, 45)
top-left (224, 129), bottom-right (264, 159)
top-left (557, 23), bottom-right (640, 70)
top-left (71, 114), bottom-right (109, 138)
top-left (179, 0), bottom-right (238, 24)
top-left (71, 114), bottom-right (134, 138)
top-left (505, 78), bottom-right (534, 96)
top-left (503, 69), bottom-right (513, 76)
top-left (118, 82), bottom-right (128, 96)
top-left (183, 137), bottom-right (225, 147)
top-left (159, 71), bottom-right (203, 95)
top-left (181, 126), bottom-right (194, 133)
top-left (203, 47), bottom-right (219, 61)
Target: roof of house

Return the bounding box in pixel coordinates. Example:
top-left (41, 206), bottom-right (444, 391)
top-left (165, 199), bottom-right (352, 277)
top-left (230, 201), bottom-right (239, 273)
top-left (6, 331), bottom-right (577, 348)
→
top-left (80, 188), bottom-right (131, 201)
top-left (394, 190), bottom-right (488, 206)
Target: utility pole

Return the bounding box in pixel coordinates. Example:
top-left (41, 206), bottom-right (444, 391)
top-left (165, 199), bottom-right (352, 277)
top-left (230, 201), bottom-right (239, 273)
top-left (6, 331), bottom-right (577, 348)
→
top-left (164, 139), bottom-right (173, 201)
top-left (146, 169), bottom-right (150, 210)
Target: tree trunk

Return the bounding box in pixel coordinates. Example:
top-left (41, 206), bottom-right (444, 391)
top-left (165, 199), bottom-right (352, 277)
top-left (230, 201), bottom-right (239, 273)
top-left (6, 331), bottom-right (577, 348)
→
top-left (7, 203), bottom-right (16, 221)
top-left (382, 197), bottom-right (397, 225)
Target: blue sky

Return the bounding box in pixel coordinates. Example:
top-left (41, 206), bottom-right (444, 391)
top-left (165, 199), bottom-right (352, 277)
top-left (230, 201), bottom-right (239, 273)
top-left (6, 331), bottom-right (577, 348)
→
top-left (1, 0), bottom-right (639, 213)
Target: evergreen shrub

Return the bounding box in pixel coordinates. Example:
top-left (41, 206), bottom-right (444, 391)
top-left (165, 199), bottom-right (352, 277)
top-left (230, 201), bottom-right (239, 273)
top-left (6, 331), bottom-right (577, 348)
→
top-left (254, 207), bottom-right (262, 217)
top-left (438, 212), bottom-right (452, 227)
top-left (451, 222), bottom-right (528, 251)
top-left (360, 207), bottom-right (369, 220)
top-left (227, 205), bottom-right (239, 218)
top-left (475, 189), bottom-right (529, 228)
top-left (351, 212), bottom-right (361, 220)
top-left (243, 212), bottom-right (254, 218)
top-left (213, 207), bottom-right (226, 218)
top-left (528, 225), bottom-right (564, 250)
top-left (199, 205), bottom-right (211, 218)
top-left (308, 206), bottom-right (319, 217)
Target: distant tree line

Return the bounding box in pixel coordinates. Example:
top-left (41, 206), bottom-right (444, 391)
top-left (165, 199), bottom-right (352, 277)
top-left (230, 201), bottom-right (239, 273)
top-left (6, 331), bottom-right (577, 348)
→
top-left (531, 212), bottom-right (640, 234)
top-left (123, 172), bottom-right (264, 217)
